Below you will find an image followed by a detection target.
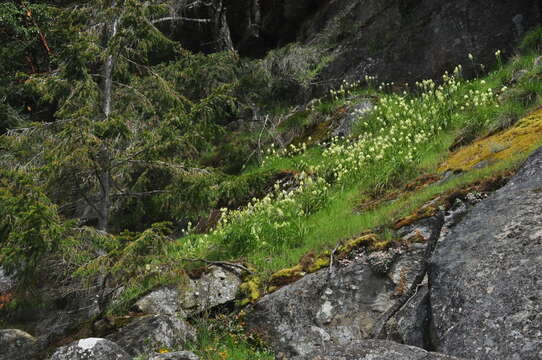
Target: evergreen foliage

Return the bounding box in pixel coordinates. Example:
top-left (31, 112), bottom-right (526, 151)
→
top-left (519, 25), bottom-right (542, 54)
top-left (1, 1), bottom-right (260, 237)
top-left (0, 169), bottom-right (67, 280)
top-left (0, 1), bottom-right (271, 282)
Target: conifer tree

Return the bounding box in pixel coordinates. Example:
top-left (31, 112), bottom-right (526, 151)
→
top-left (1, 0), bottom-right (239, 233)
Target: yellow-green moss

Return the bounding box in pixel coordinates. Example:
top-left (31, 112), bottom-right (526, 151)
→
top-left (370, 240), bottom-right (392, 251)
top-left (393, 206), bottom-right (437, 230)
top-left (265, 252), bottom-right (331, 293)
top-left (268, 264), bottom-right (304, 288)
top-left (338, 233), bottom-right (380, 255)
top-left (307, 256), bottom-right (331, 273)
top-left (238, 276), bottom-right (262, 306)
top-left (440, 108), bottom-right (542, 171)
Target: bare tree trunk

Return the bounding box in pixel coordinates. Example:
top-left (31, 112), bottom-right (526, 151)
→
top-left (238, 0), bottom-right (261, 47)
top-left (97, 165), bottom-right (110, 232)
top-left (97, 10), bottom-right (119, 232)
top-left (103, 16), bottom-right (119, 118)
top-left (214, 1), bottom-right (234, 52)
top-left (249, 0), bottom-right (261, 38)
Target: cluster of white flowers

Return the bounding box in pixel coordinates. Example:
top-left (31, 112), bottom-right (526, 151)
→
top-left (329, 79), bottom-right (363, 101)
top-left (326, 72), bottom-right (499, 182)
top-left (263, 141), bottom-right (308, 161)
top-left (198, 170), bottom-right (330, 253)
top-left (365, 75), bottom-right (378, 89)
top-left (180, 68), bottom-right (500, 257)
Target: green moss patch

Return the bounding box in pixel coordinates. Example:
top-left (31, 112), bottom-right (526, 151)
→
top-left (237, 276), bottom-right (262, 306)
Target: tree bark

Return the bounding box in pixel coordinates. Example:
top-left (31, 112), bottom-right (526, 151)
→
top-left (96, 165), bottom-right (111, 232)
top-left (103, 16), bottom-right (118, 119)
top-left (249, 0), bottom-right (261, 38)
top-left (214, 1), bottom-right (234, 52)
top-left (97, 8), bottom-right (119, 232)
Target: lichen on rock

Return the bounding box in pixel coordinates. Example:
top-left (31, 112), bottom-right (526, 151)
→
top-left (237, 275), bottom-right (262, 306)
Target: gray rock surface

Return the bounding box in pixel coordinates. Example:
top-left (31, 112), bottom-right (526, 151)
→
top-left (246, 261), bottom-right (396, 357)
top-left (0, 329), bottom-right (39, 360)
top-left (33, 289), bottom-right (102, 346)
top-left (3, 274), bottom-right (108, 349)
top-left (383, 284), bottom-right (430, 348)
top-left (49, 338), bottom-right (130, 360)
top-left (291, 339), bottom-right (460, 360)
top-left (378, 200), bottom-right (471, 348)
top-left (106, 314), bottom-right (195, 356)
top-left (332, 99), bottom-right (374, 137)
top-left (135, 286), bottom-right (187, 317)
top-left (180, 266), bottom-right (242, 316)
top-left (430, 147), bottom-right (542, 359)
top-left (388, 244), bottom-right (426, 291)
top-left (135, 266), bottom-right (241, 318)
top-left (306, 0), bottom-right (541, 92)
top-left (0, 267), bottom-right (15, 294)
top-left (397, 215), bottom-right (443, 243)
top-left (149, 351), bottom-right (200, 360)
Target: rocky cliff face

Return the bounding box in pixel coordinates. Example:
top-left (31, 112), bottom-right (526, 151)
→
top-left (430, 147), bottom-right (542, 359)
top-left (302, 0), bottom-right (541, 86)
top-left (225, 0), bottom-right (541, 91)
top-left (1, 2), bottom-right (541, 358)
top-left (142, 1), bottom-right (542, 103)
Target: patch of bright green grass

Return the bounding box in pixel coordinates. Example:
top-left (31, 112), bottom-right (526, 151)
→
top-left (243, 146), bottom-right (325, 175)
top-left (185, 317), bottom-right (274, 360)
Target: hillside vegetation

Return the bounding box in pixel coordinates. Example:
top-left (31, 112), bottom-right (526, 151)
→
top-left (1, 1), bottom-right (542, 359)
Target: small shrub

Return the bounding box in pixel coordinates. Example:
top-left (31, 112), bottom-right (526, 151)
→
top-left (261, 43), bottom-right (333, 103)
top-left (519, 26), bottom-right (542, 54)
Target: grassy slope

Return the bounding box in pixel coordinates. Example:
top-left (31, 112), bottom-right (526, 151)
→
top-left (185, 52), bottom-right (542, 272)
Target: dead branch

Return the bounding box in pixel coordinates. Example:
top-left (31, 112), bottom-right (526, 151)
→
top-left (21, 3), bottom-right (52, 55)
top-left (181, 258), bottom-right (253, 275)
top-left (151, 16), bottom-right (211, 24)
